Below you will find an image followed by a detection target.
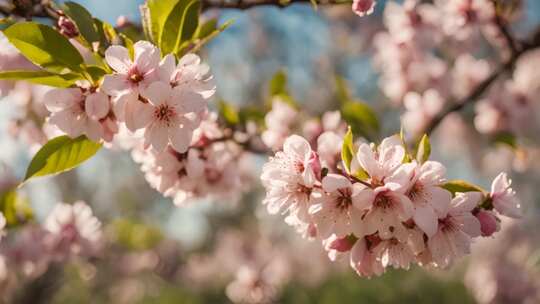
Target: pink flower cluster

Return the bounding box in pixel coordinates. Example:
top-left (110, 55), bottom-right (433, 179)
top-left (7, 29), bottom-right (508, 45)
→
top-left (0, 201), bottom-right (101, 280)
top-left (261, 132), bottom-right (522, 277)
top-left (43, 41), bottom-right (215, 152)
top-left (132, 113), bottom-right (252, 205)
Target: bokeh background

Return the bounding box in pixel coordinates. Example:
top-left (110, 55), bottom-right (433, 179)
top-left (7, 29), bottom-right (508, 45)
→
top-left (1, 0), bottom-right (540, 303)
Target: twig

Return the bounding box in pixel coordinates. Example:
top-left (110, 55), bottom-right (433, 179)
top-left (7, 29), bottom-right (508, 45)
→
top-left (201, 0), bottom-right (351, 11)
top-left (491, 0), bottom-right (519, 55)
top-left (422, 25), bottom-right (540, 136)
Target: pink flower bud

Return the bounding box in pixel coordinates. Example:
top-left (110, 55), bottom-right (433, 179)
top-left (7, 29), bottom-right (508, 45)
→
top-left (476, 210), bottom-right (500, 237)
top-left (352, 0), bottom-right (376, 17)
top-left (328, 236), bottom-right (355, 252)
top-left (308, 151), bottom-right (322, 178)
top-left (57, 16), bottom-right (79, 38)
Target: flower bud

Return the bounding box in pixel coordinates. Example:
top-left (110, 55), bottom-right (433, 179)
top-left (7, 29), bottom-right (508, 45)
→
top-left (476, 210), bottom-right (500, 237)
top-left (328, 235), bottom-right (356, 252)
top-left (58, 16), bottom-right (79, 38)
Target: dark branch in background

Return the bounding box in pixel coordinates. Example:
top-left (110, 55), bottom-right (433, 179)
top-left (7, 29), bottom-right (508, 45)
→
top-left (491, 0), bottom-right (519, 55)
top-left (422, 25), bottom-right (540, 136)
top-left (201, 0), bottom-right (351, 11)
top-left (0, 0), bottom-right (59, 21)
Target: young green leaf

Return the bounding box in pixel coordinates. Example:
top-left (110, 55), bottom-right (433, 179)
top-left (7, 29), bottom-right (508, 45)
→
top-left (335, 75), bottom-right (351, 104)
top-left (62, 2), bottom-right (101, 46)
top-left (399, 127), bottom-right (412, 163)
top-left (146, 0), bottom-right (180, 44)
top-left (341, 101), bottom-right (380, 140)
top-left (195, 18), bottom-right (218, 39)
top-left (161, 0), bottom-right (201, 54)
top-left (341, 127), bottom-right (354, 174)
top-left (416, 134), bottom-right (431, 164)
top-left (0, 190), bottom-right (33, 227)
top-left (23, 135), bottom-right (101, 184)
top-left (185, 19), bottom-right (234, 55)
top-left (269, 69), bottom-right (288, 96)
top-left (3, 22), bottom-right (84, 73)
top-left (0, 70), bottom-right (80, 87)
top-left (441, 180), bottom-right (485, 196)
top-left (218, 101), bottom-right (240, 126)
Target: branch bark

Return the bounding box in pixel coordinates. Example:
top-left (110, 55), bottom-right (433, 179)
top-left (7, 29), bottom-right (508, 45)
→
top-left (422, 25), bottom-right (540, 136)
top-left (201, 0), bottom-right (351, 11)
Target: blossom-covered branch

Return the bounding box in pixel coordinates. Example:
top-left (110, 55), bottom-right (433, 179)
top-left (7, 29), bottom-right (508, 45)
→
top-left (200, 0), bottom-right (352, 11)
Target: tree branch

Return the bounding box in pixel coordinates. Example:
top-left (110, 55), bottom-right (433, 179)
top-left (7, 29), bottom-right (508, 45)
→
top-left (201, 0), bottom-right (351, 11)
top-left (422, 25), bottom-right (540, 136)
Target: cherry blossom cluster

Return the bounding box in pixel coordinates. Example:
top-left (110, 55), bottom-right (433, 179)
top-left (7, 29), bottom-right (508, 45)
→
top-left (43, 40), bottom-right (215, 150)
top-left (372, 0), bottom-right (509, 135)
top-left (261, 131), bottom-right (522, 277)
top-left (131, 112), bottom-right (255, 206)
top-left (0, 201), bottom-right (101, 287)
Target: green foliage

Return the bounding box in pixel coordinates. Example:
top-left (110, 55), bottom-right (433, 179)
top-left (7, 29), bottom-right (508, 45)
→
top-left (493, 131), bottom-right (517, 149)
top-left (0, 70), bottom-right (80, 87)
top-left (112, 218), bottom-right (164, 250)
top-left (341, 101), bottom-right (380, 141)
top-left (269, 69), bottom-right (288, 96)
top-left (335, 75), bottom-right (380, 140)
top-left (187, 19), bottom-right (234, 54)
top-left (238, 106), bottom-right (266, 125)
top-left (161, 0), bottom-right (201, 54)
top-left (341, 127), bottom-right (355, 174)
top-left (441, 180), bottom-right (485, 196)
top-left (23, 135), bottom-right (101, 184)
top-left (62, 2), bottom-right (101, 48)
top-left (218, 100), bottom-right (240, 126)
top-left (3, 22), bottom-right (84, 73)
top-left (416, 134), bottom-right (431, 164)
top-left (0, 190), bottom-right (33, 227)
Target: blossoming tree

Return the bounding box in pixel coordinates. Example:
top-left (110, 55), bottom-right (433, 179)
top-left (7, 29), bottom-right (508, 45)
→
top-left (0, 0), bottom-right (538, 302)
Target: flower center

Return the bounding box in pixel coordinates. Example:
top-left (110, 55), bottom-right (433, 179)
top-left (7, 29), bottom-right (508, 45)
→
top-left (374, 192), bottom-right (393, 209)
top-left (155, 105), bottom-right (175, 123)
top-left (439, 216), bottom-right (458, 233)
top-left (407, 182), bottom-right (424, 201)
top-left (336, 188), bottom-right (352, 211)
top-left (128, 67), bottom-right (144, 83)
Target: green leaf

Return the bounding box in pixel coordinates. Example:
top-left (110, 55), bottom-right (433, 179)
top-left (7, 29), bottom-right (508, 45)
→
top-left (493, 132), bottom-right (517, 149)
top-left (335, 75), bottom-right (352, 104)
top-left (62, 2), bottom-right (100, 46)
top-left (341, 127), bottom-right (354, 174)
top-left (441, 180), bottom-right (485, 196)
top-left (84, 65), bottom-right (107, 83)
top-left (113, 218), bottom-right (163, 250)
top-left (23, 135), bottom-right (101, 183)
top-left (145, 0), bottom-right (180, 44)
top-left (238, 106), bottom-right (265, 126)
top-left (341, 101), bottom-right (380, 140)
top-left (120, 33), bottom-right (135, 59)
top-left (0, 70), bottom-right (80, 87)
top-left (399, 127), bottom-right (412, 163)
top-left (269, 69), bottom-right (288, 96)
top-left (161, 0), bottom-right (201, 54)
top-left (196, 18), bottom-right (218, 39)
top-left (0, 190), bottom-right (33, 227)
top-left (184, 19), bottom-right (234, 55)
top-left (416, 134), bottom-right (431, 164)
top-left (218, 100), bottom-right (239, 126)
top-left (3, 22), bottom-right (84, 73)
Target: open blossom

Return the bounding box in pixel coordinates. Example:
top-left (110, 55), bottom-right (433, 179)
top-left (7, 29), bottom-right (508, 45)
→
top-left (309, 174), bottom-right (372, 239)
top-left (404, 161), bottom-right (452, 237)
top-left (43, 86), bottom-right (113, 142)
top-left (102, 41), bottom-right (160, 119)
top-left (262, 98), bottom-right (298, 151)
top-left (489, 173), bottom-right (521, 218)
top-left (127, 81), bottom-right (206, 152)
top-left (437, 0), bottom-right (494, 40)
top-left (452, 54), bottom-right (490, 99)
top-left (44, 201), bottom-right (102, 259)
top-left (427, 192), bottom-right (482, 268)
top-left (261, 135), bottom-right (320, 233)
top-left (352, 0), bottom-right (376, 17)
top-left (349, 238), bottom-right (384, 277)
top-left (157, 53), bottom-right (216, 98)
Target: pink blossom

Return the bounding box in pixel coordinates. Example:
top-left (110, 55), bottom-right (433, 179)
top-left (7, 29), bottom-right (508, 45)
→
top-left (349, 238), bottom-right (385, 277)
top-left (475, 210), bottom-right (500, 237)
top-left (427, 192), bottom-right (482, 268)
top-left (44, 201), bottom-right (102, 259)
top-left (261, 135), bottom-right (319, 232)
top-left (354, 135), bottom-right (405, 184)
top-left (157, 54), bottom-right (216, 98)
top-left (262, 98), bottom-right (298, 150)
top-left (404, 161), bottom-right (452, 237)
top-left (102, 41), bottom-right (160, 119)
top-left (128, 81), bottom-right (206, 152)
top-left (490, 173), bottom-right (521, 218)
top-left (452, 54), bottom-right (490, 99)
top-left (352, 0), bottom-right (376, 17)
top-left (43, 86), bottom-right (113, 142)
top-left (309, 174), bottom-right (373, 238)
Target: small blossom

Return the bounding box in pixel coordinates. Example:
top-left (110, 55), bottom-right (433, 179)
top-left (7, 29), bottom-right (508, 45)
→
top-left (490, 172), bottom-right (522, 218)
top-left (44, 201), bottom-right (102, 259)
top-left (475, 210), bottom-right (500, 237)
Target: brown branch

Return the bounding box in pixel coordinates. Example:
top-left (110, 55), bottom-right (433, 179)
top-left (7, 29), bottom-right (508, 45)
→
top-left (491, 0), bottom-right (519, 55)
top-left (422, 26), bottom-right (540, 136)
top-left (201, 0), bottom-right (351, 11)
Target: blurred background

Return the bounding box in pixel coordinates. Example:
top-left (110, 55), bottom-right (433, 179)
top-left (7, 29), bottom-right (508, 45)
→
top-left (1, 0), bottom-right (540, 303)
